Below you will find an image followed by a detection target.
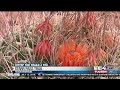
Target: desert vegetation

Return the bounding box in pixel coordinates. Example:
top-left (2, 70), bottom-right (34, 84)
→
top-left (0, 12), bottom-right (120, 76)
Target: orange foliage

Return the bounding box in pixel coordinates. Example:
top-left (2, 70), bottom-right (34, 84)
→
top-left (34, 39), bottom-right (51, 59)
top-left (58, 39), bottom-right (89, 66)
top-left (35, 18), bottom-right (52, 36)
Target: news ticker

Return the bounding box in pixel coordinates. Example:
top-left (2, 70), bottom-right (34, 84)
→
top-left (8, 73), bottom-right (120, 77)
top-left (7, 64), bottom-right (120, 77)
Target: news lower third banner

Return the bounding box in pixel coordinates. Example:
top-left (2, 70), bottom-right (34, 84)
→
top-left (10, 65), bottom-right (120, 76)
top-left (12, 67), bottom-right (94, 75)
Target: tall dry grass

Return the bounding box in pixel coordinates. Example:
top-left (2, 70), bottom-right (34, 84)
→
top-left (0, 12), bottom-right (120, 76)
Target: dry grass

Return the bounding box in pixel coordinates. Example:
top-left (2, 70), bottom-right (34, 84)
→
top-left (0, 11), bottom-right (120, 77)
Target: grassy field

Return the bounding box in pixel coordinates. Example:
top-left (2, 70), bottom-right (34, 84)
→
top-left (0, 12), bottom-right (120, 79)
